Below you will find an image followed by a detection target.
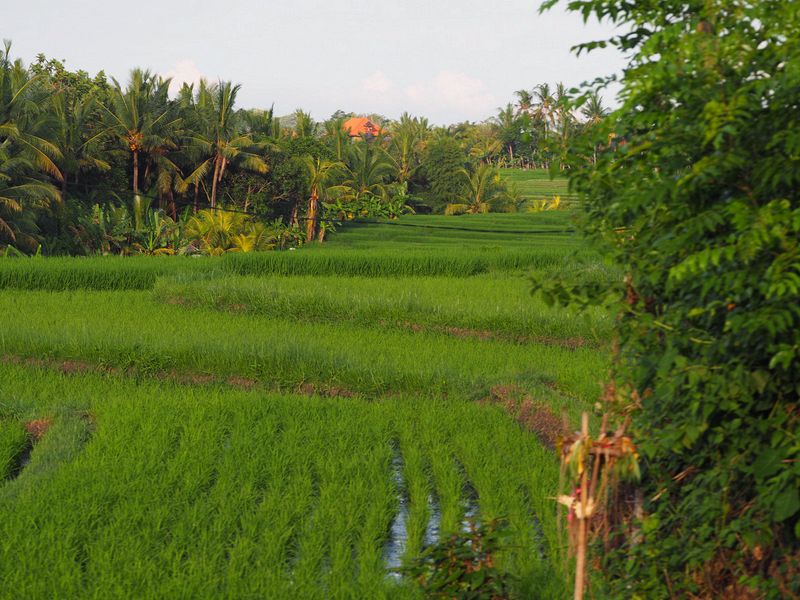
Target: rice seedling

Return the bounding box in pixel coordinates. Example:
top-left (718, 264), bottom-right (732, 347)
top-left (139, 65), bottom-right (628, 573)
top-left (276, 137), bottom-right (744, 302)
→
top-left (221, 245), bottom-right (584, 278)
top-left (0, 362), bottom-right (567, 598)
top-left (0, 289), bottom-right (607, 408)
top-left (153, 272), bottom-right (612, 344)
top-left (0, 210), bottom-right (609, 597)
top-left (0, 255), bottom-right (218, 291)
top-left (0, 420), bottom-right (29, 480)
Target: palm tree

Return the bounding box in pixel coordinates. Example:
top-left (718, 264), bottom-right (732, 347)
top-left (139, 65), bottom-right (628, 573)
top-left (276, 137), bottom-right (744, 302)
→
top-left (293, 109), bottom-right (316, 138)
top-left (183, 80), bottom-right (267, 208)
top-left (185, 209), bottom-right (272, 254)
top-left (532, 83), bottom-right (556, 135)
top-left (52, 92), bottom-right (110, 196)
top-left (469, 132), bottom-right (502, 166)
top-left (514, 89), bottom-right (534, 117)
top-left (553, 82), bottom-right (576, 168)
top-left (0, 41), bottom-right (62, 184)
top-left (0, 41), bottom-right (62, 247)
top-left (492, 104), bottom-right (519, 165)
top-left (0, 142), bottom-right (60, 246)
top-left (239, 105), bottom-right (279, 141)
top-left (389, 113), bottom-right (429, 183)
top-left (103, 69), bottom-right (180, 194)
top-left (581, 92), bottom-right (610, 165)
top-left (460, 163), bottom-right (505, 214)
top-left (324, 117), bottom-right (350, 162)
top-left (581, 92), bottom-right (609, 126)
top-left (340, 141), bottom-right (397, 201)
top-left (303, 156), bottom-right (342, 242)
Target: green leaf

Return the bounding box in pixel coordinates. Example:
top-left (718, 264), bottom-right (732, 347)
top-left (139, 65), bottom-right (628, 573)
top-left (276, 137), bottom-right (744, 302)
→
top-left (752, 449), bottom-right (781, 480)
top-left (774, 488), bottom-right (800, 522)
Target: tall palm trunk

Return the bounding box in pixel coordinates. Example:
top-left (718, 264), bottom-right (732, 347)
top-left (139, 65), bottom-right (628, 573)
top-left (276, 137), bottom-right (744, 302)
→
top-left (132, 149), bottom-right (139, 193)
top-left (306, 186), bottom-right (319, 242)
top-left (210, 155), bottom-right (222, 208)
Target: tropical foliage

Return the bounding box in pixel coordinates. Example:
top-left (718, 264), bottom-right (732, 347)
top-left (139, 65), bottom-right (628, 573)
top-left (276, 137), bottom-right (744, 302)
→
top-left (539, 0), bottom-right (800, 596)
top-left (0, 41), bottom-right (603, 255)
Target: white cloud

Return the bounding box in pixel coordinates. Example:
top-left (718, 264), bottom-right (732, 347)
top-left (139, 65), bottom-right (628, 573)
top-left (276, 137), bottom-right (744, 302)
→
top-left (359, 70), bottom-right (393, 95)
top-left (163, 59), bottom-right (206, 97)
top-left (404, 71), bottom-right (498, 121)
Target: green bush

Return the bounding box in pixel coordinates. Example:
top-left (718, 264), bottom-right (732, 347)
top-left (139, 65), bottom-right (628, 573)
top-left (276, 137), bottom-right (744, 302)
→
top-left (543, 0), bottom-right (800, 596)
top-left (398, 518), bottom-right (515, 599)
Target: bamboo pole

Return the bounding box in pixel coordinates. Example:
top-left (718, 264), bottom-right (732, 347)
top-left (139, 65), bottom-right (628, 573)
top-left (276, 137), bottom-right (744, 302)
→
top-left (574, 412), bottom-right (590, 600)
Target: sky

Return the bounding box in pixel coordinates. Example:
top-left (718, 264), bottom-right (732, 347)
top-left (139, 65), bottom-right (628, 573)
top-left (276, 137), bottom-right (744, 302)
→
top-left (4, 0), bottom-right (625, 124)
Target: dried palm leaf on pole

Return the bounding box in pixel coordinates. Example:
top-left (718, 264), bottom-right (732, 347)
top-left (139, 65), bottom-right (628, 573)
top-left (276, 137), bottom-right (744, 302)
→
top-left (558, 411), bottom-right (640, 599)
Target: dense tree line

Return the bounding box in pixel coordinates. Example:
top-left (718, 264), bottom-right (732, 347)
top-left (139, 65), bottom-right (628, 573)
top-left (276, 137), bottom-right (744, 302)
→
top-left (0, 42), bottom-right (606, 255)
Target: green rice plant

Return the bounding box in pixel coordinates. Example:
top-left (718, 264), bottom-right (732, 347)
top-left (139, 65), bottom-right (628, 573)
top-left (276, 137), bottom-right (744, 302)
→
top-left (396, 426), bottom-right (433, 560)
top-left (222, 245), bottom-right (584, 278)
top-left (0, 289), bottom-right (607, 407)
top-left (154, 272), bottom-right (612, 343)
top-left (391, 398), bottom-right (568, 598)
top-left (0, 255), bottom-right (219, 291)
top-left (498, 169), bottom-right (577, 205)
top-left (324, 211), bottom-right (581, 251)
top-left (0, 362), bottom-right (566, 598)
top-left (0, 420), bottom-right (29, 480)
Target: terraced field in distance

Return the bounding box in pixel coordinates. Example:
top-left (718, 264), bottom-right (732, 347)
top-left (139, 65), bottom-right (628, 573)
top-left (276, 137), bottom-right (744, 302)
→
top-left (499, 168), bottom-right (578, 206)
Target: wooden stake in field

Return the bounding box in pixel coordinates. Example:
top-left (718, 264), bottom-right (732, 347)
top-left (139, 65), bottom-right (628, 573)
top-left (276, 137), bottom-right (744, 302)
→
top-left (574, 412), bottom-right (589, 600)
top-left (559, 411), bottom-right (640, 600)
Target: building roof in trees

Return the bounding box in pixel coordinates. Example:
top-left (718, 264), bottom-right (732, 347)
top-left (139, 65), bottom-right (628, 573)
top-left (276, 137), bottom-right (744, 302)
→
top-left (343, 117), bottom-right (382, 139)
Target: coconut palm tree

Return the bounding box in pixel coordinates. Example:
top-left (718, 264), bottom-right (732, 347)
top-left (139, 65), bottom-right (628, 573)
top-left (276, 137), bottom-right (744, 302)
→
top-left (492, 104), bottom-right (520, 165)
top-left (293, 109), bottom-right (316, 138)
top-left (303, 156), bottom-right (342, 242)
top-left (182, 80), bottom-right (267, 208)
top-left (581, 92), bottom-right (609, 126)
top-left (239, 105), bottom-right (279, 141)
top-left (514, 89), bottom-right (534, 117)
top-left (469, 132), bottom-right (502, 166)
top-left (532, 83), bottom-right (556, 135)
top-left (581, 92), bottom-right (610, 165)
top-left (389, 113), bottom-right (429, 183)
top-left (103, 69), bottom-right (180, 194)
top-left (461, 163), bottom-right (506, 214)
top-left (554, 82), bottom-right (575, 164)
top-left (324, 117), bottom-right (350, 162)
top-left (0, 142), bottom-right (61, 246)
top-left (444, 165), bottom-right (506, 215)
top-left (0, 42), bottom-right (62, 184)
top-left (185, 208), bottom-right (273, 254)
top-left (52, 92), bottom-right (110, 196)
top-left (340, 141), bottom-right (397, 201)
top-left (0, 41), bottom-right (62, 247)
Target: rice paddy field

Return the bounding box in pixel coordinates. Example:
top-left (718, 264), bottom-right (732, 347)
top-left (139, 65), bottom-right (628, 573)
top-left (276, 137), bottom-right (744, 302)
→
top-left (0, 207), bottom-right (614, 599)
top-left (498, 168), bottom-right (578, 205)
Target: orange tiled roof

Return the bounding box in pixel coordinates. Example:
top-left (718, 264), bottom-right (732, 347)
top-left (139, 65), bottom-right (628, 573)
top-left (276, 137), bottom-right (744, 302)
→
top-left (343, 117), bottom-right (382, 138)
